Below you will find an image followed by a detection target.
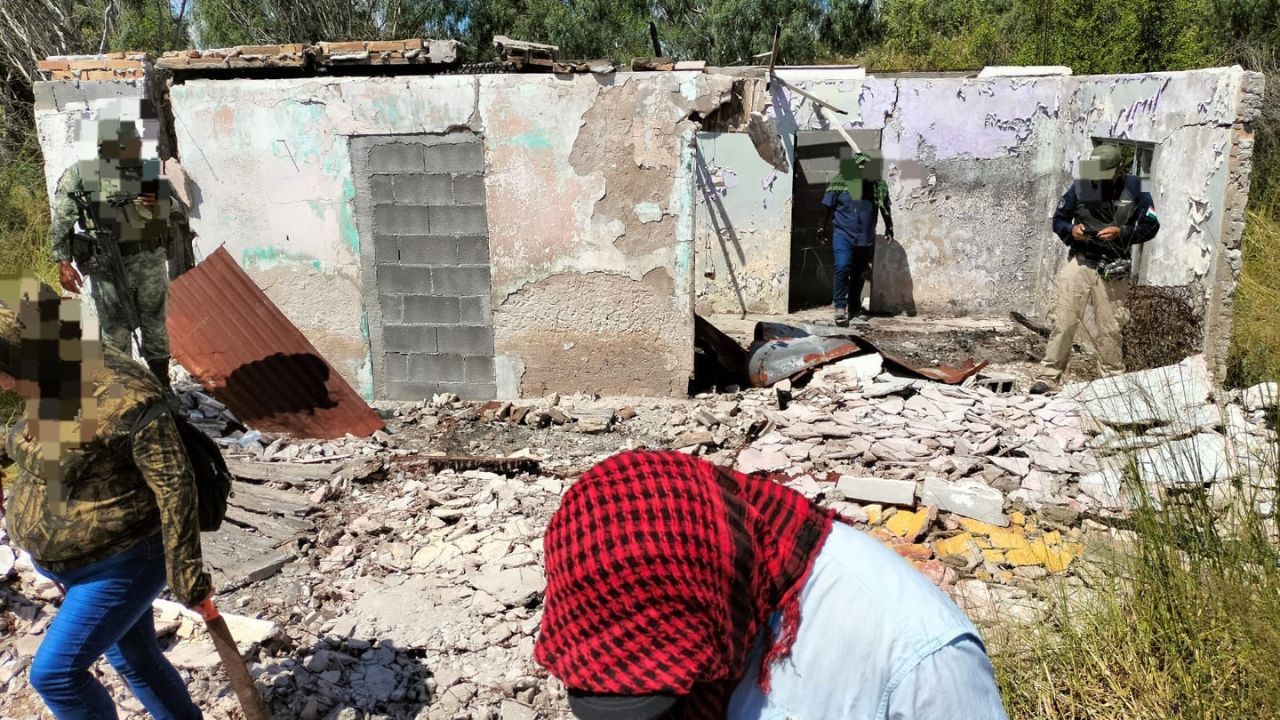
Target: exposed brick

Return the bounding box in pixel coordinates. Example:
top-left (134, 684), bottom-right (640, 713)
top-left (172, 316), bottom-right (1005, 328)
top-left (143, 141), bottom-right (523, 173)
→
top-left (459, 296), bottom-right (491, 324)
top-left (106, 59), bottom-right (142, 70)
top-left (376, 265), bottom-right (431, 294)
top-left (371, 175), bottom-right (395, 203)
top-left (398, 236), bottom-right (458, 265)
top-left (82, 70), bottom-right (119, 81)
top-left (394, 175), bottom-right (453, 205)
top-left (404, 38), bottom-right (425, 50)
top-left (436, 326), bottom-right (494, 355)
top-left (403, 295), bottom-right (461, 324)
top-left (238, 45), bottom-right (287, 55)
top-left (456, 236), bottom-right (490, 265)
top-left (368, 143), bottom-right (424, 173)
top-left (383, 353), bottom-right (409, 382)
top-left (105, 52), bottom-right (127, 59)
top-left (423, 142), bottom-right (485, 174)
top-left (379, 294), bottom-right (404, 325)
top-left (373, 235), bottom-right (400, 263)
top-left (383, 325), bottom-right (438, 353)
top-left (428, 205), bottom-right (488, 236)
top-left (374, 205), bottom-right (430, 235)
top-left (368, 40), bottom-right (408, 53)
top-left (409, 354), bottom-right (466, 383)
top-left (451, 175), bottom-right (486, 206)
top-left (321, 41), bottom-right (367, 53)
top-left (464, 355), bottom-right (496, 383)
top-left (38, 60), bottom-right (70, 72)
top-left (69, 59), bottom-right (108, 70)
top-left (431, 266), bottom-right (490, 296)
top-left (49, 70), bottom-right (77, 80)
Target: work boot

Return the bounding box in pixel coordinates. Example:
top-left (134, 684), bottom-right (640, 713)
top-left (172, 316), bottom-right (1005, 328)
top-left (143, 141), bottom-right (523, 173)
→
top-left (834, 307), bottom-right (849, 327)
top-left (147, 358), bottom-right (173, 393)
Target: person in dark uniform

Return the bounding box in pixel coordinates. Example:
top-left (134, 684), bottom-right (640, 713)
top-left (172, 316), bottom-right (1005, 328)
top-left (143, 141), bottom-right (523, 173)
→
top-left (819, 153), bottom-right (893, 327)
top-left (1030, 143), bottom-right (1160, 393)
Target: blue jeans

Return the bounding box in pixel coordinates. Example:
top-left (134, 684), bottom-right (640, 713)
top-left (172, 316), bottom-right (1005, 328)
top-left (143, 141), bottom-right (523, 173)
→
top-left (832, 234), bottom-right (875, 310)
top-left (31, 534), bottom-right (203, 720)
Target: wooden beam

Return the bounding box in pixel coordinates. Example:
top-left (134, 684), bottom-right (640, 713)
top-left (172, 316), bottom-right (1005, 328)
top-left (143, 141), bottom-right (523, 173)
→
top-left (773, 74), bottom-right (849, 115)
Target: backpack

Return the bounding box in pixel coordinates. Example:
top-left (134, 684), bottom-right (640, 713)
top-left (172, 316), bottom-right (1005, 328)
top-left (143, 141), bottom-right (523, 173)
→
top-left (133, 399), bottom-right (233, 532)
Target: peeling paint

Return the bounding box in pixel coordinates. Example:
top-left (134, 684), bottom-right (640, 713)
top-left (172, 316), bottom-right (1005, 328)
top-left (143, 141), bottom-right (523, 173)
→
top-left (635, 202), bottom-right (664, 223)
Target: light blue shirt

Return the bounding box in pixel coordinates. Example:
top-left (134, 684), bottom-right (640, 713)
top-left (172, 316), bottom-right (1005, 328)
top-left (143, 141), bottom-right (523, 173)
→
top-left (728, 523), bottom-right (1010, 720)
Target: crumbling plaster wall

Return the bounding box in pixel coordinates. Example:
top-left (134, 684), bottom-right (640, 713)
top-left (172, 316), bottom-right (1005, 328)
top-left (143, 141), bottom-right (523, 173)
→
top-left (696, 66), bottom-right (1258, 355)
top-left (160, 72), bottom-right (730, 400)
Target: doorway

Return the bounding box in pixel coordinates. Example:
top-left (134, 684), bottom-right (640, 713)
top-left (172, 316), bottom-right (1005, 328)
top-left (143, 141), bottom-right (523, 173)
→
top-left (788, 129), bottom-right (883, 311)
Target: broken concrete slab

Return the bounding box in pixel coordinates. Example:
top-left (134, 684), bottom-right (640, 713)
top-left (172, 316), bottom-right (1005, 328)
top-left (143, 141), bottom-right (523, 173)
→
top-left (736, 444), bottom-right (791, 474)
top-left (1135, 433), bottom-right (1232, 486)
top-left (1062, 355), bottom-right (1211, 427)
top-left (920, 477), bottom-right (1008, 527)
top-left (1242, 382), bottom-right (1278, 412)
top-left (836, 475), bottom-right (917, 506)
top-left (468, 567), bottom-right (545, 608)
top-left (153, 599), bottom-right (277, 670)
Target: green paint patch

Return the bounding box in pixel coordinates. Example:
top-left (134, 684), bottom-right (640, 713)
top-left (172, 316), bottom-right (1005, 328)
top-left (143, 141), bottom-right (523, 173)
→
top-left (242, 246), bottom-right (323, 272)
top-left (508, 131), bottom-right (553, 151)
top-left (339, 176), bottom-right (360, 255)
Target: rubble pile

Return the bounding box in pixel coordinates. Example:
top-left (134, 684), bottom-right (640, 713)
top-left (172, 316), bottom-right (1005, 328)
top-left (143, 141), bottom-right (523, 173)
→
top-left (1, 353), bottom-right (1276, 719)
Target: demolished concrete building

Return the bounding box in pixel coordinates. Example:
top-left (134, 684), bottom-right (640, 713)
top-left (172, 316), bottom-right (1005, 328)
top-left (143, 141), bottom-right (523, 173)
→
top-left (32, 45), bottom-right (1264, 402)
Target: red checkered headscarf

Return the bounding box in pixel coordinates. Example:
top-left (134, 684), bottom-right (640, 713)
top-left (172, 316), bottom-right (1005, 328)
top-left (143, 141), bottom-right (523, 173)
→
top-left (535, 450), bottom-right (836, 719)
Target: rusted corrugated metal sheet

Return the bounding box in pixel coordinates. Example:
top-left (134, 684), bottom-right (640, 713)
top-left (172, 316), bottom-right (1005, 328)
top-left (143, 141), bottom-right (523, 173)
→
top-left (167, 246), bottom-right (383, 440)
top-left (745, 321), bottom-right (988, 388)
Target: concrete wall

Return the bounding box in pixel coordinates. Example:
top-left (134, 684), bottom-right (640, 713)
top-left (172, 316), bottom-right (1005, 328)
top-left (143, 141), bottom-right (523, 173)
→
top-left (86, 72), bottom-right (731, 400)
top-left (34, 64), bottom-right (1260, 397)
top-left (693, 66), bottom-right (1263, 366)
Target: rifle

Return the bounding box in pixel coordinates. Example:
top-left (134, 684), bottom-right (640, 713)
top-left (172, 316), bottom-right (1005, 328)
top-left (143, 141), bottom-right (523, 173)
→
top-left (68, 190), bottom-right (143, 354)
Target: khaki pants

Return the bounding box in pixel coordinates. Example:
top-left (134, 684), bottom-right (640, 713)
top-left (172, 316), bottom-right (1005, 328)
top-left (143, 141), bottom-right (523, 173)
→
top-left (1038, 255), bottom-right (1130, 384)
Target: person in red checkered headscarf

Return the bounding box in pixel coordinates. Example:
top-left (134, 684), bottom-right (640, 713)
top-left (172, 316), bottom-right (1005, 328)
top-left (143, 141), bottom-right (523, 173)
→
top-left (535, 450), bottom-right (1008, 720)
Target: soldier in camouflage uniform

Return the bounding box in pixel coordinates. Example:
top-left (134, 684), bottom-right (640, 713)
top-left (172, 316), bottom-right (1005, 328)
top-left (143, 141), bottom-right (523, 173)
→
top-left (51, 116), bottom-right (194, 391)
top-left (0, 280), bottom-right (209, 719)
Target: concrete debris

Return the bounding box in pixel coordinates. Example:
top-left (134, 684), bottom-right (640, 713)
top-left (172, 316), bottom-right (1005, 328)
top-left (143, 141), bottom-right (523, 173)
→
top-left (920, 477), bottom-right (1009, 527)
top-left (1062, 355), bottom-right (1211, 427)
top-left (836, 476), bottom-right (917, 506)
top-left (3, 341), bottom-right (1275, 719)
top-left (1241, 382), bottom-right (1278, 412)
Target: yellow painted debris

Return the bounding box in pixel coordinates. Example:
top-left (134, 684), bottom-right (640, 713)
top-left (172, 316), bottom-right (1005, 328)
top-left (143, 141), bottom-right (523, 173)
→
top-left (935, 533), bottom-right (976, 561)
top-left (981, 549), bottom-right (1006, 564)
top-left (1042, 530), bottom-right (1062, 546)
top-left (1005, 539), bottom-right (1075, 572)
top-left (886, 507), bottom-right (931, 540)
top-left (957, 518), bottom-right (1007, 536)
top-left (865, 504), bottom-right (884, 525)
top-left (1009, 511), bottom-right (1026, 526)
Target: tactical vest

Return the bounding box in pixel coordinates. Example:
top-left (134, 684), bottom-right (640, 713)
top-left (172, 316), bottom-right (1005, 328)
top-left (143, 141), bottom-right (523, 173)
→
top-left (1073, 176), bottom-right (1140, 234)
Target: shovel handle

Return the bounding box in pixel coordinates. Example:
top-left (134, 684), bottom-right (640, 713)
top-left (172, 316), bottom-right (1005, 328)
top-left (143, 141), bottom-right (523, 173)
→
top-left (202, 600), bottom-right (271, 720)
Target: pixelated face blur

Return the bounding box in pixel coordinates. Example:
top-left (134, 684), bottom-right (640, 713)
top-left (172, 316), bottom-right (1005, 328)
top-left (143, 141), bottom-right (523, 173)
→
top-left (97, 124), bottom-right (143, 162)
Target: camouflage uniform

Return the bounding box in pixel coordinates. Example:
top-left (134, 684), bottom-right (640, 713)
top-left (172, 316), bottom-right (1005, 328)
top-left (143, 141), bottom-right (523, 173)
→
top-left (1, 310), bottom-right (210, 606)
top-left (49, 159), bottom-right (190, 372)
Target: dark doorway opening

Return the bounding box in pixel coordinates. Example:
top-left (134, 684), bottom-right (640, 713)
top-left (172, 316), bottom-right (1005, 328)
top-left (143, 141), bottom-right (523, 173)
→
top-left (788, 129), bottom-right (882, 312)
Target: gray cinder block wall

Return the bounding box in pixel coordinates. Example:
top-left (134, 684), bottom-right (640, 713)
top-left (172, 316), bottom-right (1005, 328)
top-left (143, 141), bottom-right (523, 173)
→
top-left (352, 133), bottom-right (497, 400)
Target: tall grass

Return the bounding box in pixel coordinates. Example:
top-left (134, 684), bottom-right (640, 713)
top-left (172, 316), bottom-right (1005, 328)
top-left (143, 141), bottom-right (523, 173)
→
top-left (993, 410), bottom-right (1280, 719)
top-left (0, 128), bottom-right (52, 423)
